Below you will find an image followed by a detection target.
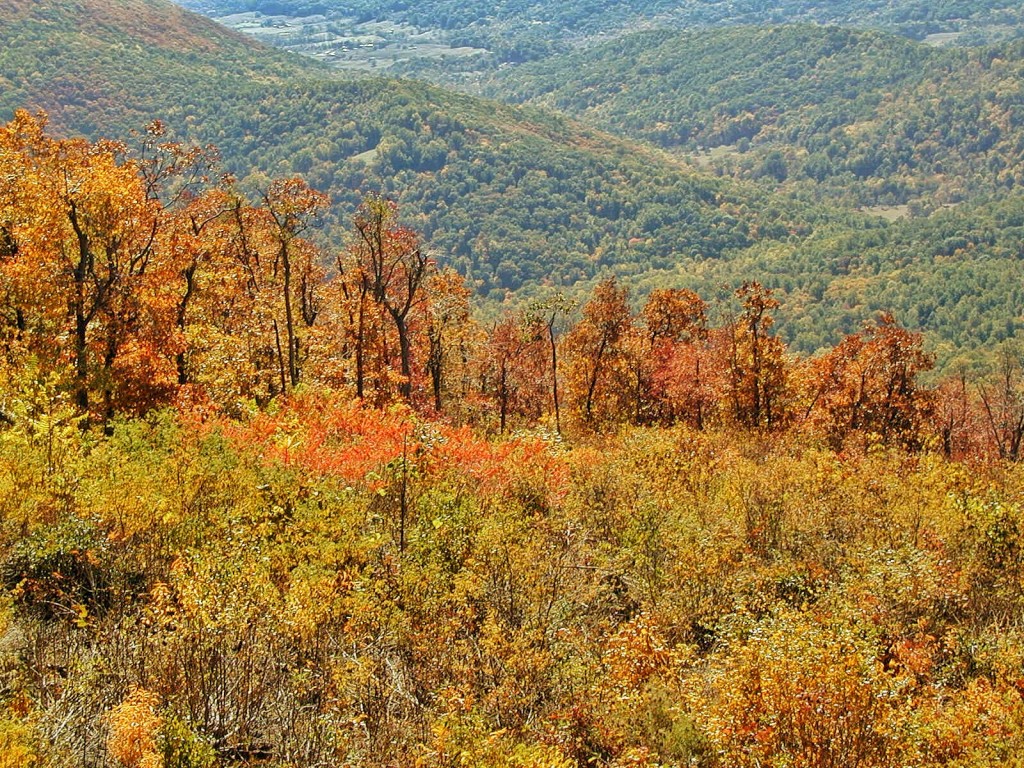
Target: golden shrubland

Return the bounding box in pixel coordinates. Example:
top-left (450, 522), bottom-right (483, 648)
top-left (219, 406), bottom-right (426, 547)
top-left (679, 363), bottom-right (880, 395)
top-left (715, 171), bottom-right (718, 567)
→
top-left (1, 396), bottom-right (1024, 766)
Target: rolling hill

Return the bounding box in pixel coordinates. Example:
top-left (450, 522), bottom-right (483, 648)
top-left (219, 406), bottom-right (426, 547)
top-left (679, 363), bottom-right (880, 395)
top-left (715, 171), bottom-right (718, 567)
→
top-left (482, 25), bottom-right (1024, 207)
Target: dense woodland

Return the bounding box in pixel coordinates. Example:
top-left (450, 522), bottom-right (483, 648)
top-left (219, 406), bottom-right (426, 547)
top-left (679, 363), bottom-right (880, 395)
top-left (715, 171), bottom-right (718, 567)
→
top-left (4, 110), bottom-right (1024, 767)
top-left (483, 26), bottom-right (1024, 205)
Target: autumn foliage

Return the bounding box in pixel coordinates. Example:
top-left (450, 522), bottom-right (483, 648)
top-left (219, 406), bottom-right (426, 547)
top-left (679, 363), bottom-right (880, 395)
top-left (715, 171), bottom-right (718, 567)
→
top-left (0, 110), bottom-right (1006, 452)
top-left (6, 113), bottom-right (1024, 767)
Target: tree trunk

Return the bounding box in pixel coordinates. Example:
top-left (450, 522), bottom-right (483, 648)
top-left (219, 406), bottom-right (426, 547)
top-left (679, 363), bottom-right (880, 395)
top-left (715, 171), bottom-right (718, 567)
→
top-left (499, 362), bottom-right (508, 434)
top-left (428, 327), bottom-right (443, 413)
top-left (70, 205), bottom-right (93, 417)
top-left (585, 335), bottom-right (608, 423)
top-left (176, 261), bottom-right (198, 385)
top-left (273, 320), bottom-right (287, 397)
top-left (355, 297), bottom-right (366, 399)
top-left (281, 243), bottom-right (299, 388)
top-left (74, 308), bottom-right (90, 414)
top-left (395, 313), bottom-right (412, 401)
top-left (549, 320), bottom-right (561, 434)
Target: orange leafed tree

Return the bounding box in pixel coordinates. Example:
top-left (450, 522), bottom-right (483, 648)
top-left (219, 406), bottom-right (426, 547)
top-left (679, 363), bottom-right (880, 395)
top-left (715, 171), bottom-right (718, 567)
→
top-left (639, 288), bottom-right (710, 426)
top-left (335, 194), bottom-right (433, 404)
top-left (173, 180), bottom-right (327, 409)
top-left (425, 267), bottom-right (477, 414)
top-left (259, 177), bottom-right (329, 392)
top-left (724, 282), bottom-right (789, 430)
top-left (483, 312), bottom-right (547, 433)
top-left (0, 110), bottom-right (182, 423)
top-left (526, 292), bottom-right (574, 434)
top-left (562, 277), bottom-right (634, 426)
top-left (804, 313), bottom-right (934, 448)
top-left (976, 343), bottom-right (1024, 461)
top-left (166, 184), bottom-right (235, 390)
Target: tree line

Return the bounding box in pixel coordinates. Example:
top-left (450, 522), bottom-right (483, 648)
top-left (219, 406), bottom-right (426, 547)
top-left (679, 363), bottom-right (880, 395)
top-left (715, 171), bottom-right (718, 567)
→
top-left (2, 110), bottom-right (1023, 459)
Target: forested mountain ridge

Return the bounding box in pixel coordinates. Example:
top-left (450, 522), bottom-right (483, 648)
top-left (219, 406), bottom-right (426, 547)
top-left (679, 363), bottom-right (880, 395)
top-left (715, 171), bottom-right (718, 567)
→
top-left (160, 1), bottom-right (1024, 209)
top-left (483, 25), bottom-right (1024, 206)
top-left (177, 0), bottom-right (1024, 34)
top-left (0, 0), bottom-right (317, 136)
top-left (5, 0), bottom-right (246, 47)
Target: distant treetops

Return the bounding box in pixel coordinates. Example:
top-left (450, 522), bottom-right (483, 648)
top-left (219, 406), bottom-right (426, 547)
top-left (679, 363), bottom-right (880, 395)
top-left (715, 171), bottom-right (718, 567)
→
top-left (0, 110), bottom-right (1014, 456)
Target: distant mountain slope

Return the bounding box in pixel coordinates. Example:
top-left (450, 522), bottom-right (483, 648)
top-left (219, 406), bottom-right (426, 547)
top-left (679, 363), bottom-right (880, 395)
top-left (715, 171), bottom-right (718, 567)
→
top-left (649, 196), bottom-right (1024, 359)
top-left (484, 27), bottom-right (937, 149)
top-left (164, 1), bottom-right (1024, 90)
top-left (0, 0), bottom-right (314, 136)
top-left (483, 25), bottom-right (1024, 206)
top-left (179, 0), bottom-right (1024, 49)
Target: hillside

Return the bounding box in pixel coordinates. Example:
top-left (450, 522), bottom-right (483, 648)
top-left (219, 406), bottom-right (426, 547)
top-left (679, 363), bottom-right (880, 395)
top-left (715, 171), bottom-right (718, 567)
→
top-left (5, 7), bottom-right (1024, 764)
top-left (8, 363), bottom-right (1024, 766)
top-left (1, 123), bottom-right (1024, 759)
top-left (483, 25), bottom-right (1024, 207)
top-left (178, 0), bottom-right (1024, 36)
